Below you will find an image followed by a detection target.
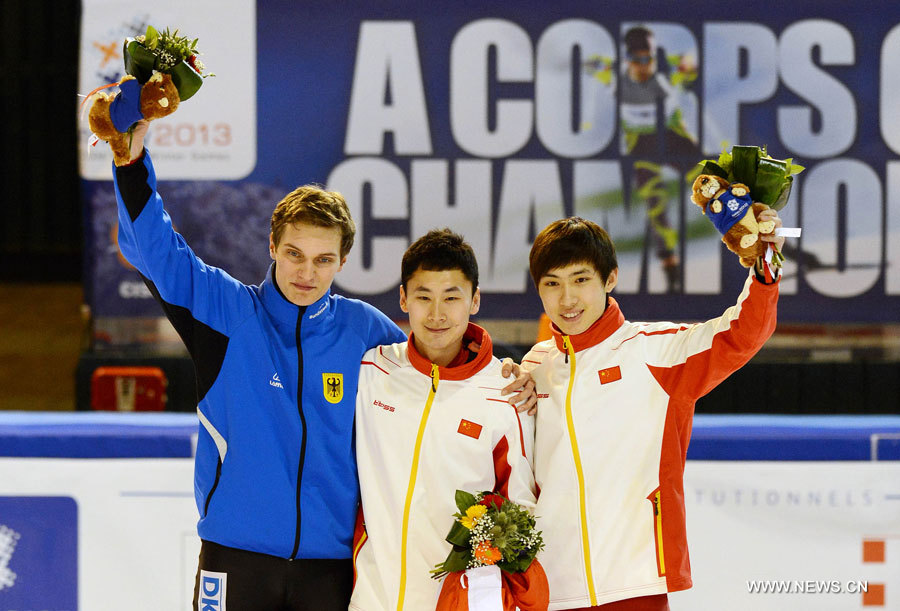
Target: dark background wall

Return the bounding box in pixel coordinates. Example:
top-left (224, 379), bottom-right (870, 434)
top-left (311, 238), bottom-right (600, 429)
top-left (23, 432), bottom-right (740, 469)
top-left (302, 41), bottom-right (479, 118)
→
top-left (1, 1), bottom-right (82, 282)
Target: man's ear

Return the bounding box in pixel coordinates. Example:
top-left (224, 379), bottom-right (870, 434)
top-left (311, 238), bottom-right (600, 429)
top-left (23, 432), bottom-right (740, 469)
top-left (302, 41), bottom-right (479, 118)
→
top-left (399, 285), bottom-right (409, 313)
top-left (469, 287), bottom-right (481, 316)
top-left (605, 268), bottom-right (619, 293)
top-left (268, 232), bottom-right (276, 260)
top-left (338, 255), bottom-right (347, 272)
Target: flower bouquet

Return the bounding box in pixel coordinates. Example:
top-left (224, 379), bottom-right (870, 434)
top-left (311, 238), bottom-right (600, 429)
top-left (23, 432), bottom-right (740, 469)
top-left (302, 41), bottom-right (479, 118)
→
top-left (123, 25), bottom-right (214, 101)
top-left (432, 490), bottom-right (543, 579)
top-left (432, 491), bottom-right (548, 611)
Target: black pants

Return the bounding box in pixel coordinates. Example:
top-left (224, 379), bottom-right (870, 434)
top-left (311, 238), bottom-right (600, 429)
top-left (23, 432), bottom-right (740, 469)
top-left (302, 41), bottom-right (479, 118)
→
top-left (193, 540), bottom-right (353, 611)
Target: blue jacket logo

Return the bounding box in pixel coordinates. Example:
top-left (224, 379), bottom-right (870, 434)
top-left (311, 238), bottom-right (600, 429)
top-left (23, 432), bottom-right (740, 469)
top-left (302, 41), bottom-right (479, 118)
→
top-left (269, 373), bottom-right (284, 389)
top-left (322, 373), bottom-right (344, 404)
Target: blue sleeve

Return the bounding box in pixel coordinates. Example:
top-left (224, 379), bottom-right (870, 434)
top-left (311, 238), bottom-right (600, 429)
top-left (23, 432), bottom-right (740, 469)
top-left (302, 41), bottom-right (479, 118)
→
top-left (359, 300), bottom-right (405, 349)
top-left (113, 150), bottom-right (255, 335)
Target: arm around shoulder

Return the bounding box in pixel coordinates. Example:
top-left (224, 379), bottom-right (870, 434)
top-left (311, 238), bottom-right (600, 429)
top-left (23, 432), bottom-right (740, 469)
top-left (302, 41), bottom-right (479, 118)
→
top-left (360, 300), bottom-right (406, 348)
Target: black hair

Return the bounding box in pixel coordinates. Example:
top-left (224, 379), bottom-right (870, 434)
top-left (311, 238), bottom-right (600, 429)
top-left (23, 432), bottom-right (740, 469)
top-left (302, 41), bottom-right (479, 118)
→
top-left (529, 217), bottom-right (618, 286)
top-left (624, 26), bottom-right (654, 55)
top-left (401, 228), bottom-right (478, 295)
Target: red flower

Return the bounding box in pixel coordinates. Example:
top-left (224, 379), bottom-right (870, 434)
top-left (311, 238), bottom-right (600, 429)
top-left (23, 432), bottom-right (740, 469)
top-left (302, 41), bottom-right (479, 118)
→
top-left (479, 493), bottom-right (506, 511)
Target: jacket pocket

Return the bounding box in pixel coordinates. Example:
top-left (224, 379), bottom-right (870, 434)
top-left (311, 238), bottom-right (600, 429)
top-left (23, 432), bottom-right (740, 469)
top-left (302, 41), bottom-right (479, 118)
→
top-left (202, 457), bottom-right (223, 518)
top-left (648, 487), bottom-right (665, 577)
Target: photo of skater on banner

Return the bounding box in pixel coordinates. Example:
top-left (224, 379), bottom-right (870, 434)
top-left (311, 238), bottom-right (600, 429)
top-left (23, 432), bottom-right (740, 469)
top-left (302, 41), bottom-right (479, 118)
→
top-left (80, 1), bottom-right (900, 333)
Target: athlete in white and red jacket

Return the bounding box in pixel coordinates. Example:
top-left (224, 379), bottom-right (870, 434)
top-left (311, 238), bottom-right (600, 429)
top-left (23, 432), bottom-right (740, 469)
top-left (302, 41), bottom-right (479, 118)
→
top-left (351, 229), bottom-right (539, 611)
top-left (523, 214), bottom-right (783, 610)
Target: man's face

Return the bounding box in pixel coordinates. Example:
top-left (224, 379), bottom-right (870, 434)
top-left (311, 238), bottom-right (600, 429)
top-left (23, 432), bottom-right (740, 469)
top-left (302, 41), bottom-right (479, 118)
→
top-left (538, 263), bottom-right (618, 336)
top-left (627, 50), bottom-right (655, 83)
top-left (269, 222), bottom-right (345, 306)
top-left (399, 268), bottom-right (480, 366)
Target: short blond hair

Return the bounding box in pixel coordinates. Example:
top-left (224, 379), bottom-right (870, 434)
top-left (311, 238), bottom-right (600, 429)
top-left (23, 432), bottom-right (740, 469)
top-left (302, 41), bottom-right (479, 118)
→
top-left (270, 185), bottom-right (355, 258)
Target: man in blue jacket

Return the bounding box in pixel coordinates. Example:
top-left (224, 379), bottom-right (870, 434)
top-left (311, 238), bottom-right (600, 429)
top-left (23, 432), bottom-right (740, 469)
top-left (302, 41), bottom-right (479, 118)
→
top-left (111, 121), bottom-right (533, 610)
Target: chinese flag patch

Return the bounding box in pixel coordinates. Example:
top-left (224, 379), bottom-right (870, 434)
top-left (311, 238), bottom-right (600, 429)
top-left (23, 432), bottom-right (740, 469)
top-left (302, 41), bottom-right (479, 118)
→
top-left (598, 366), bottom-right (622, 384)
top-left (458, 419), bottom-right (483, 439)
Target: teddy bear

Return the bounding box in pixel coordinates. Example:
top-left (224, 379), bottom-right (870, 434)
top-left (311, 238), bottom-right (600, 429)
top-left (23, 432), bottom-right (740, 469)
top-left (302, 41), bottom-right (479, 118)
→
top-left (690, 174), bottom-right (776, 267)
top-left (88, 73), bottom-right (180, 166)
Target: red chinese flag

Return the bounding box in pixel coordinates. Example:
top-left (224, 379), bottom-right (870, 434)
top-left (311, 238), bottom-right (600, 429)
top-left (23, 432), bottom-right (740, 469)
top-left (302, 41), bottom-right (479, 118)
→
top-left (458, 419), bottom-right (483, 439)
top-left (598, 366), bottom-right (622, 384)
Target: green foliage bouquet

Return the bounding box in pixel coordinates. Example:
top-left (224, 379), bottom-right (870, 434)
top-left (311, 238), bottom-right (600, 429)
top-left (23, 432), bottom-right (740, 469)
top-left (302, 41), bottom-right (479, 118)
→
top-left (693, 144), bottom-right (804, 211)
top-left (123, 25), bottom-right (214, 101)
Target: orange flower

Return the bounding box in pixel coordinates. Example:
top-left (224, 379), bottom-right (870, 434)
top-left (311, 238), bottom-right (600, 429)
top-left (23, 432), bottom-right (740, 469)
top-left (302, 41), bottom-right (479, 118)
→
top-left (474, 541), bottom-right (502, 565)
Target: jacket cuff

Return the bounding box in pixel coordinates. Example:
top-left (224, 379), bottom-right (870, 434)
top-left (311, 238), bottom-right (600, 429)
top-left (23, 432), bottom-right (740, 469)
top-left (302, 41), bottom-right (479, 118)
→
top-left (753, 262), bottom-right (781, 285)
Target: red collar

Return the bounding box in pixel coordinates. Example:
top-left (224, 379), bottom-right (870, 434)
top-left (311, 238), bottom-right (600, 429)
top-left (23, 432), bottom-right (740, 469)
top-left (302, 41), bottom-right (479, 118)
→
top-left (551, 297), bottom-right (625, 353)
top-left (408, 323), bottom-right (493, 380)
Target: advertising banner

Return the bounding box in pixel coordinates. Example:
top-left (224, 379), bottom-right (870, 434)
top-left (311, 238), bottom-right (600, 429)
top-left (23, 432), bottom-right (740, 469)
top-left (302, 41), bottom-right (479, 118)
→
top-left (79, 1), bottom-right (900, 335)
top-left (680, 461), bottom-right (900, 610)
top-left (0, 458), bottom-right (199, 611)
top-left (1, 458), bottom-right (897, 610)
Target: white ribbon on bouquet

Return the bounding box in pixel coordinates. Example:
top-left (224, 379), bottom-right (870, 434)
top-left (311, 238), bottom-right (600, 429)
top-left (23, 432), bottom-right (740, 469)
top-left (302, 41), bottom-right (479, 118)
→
top-left (462, 565), bottom-right (503, 611)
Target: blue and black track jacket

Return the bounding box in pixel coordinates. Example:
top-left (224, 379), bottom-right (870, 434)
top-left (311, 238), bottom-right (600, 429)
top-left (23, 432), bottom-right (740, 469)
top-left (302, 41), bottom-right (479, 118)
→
top-left (113, 150), bottom-right (405, 559)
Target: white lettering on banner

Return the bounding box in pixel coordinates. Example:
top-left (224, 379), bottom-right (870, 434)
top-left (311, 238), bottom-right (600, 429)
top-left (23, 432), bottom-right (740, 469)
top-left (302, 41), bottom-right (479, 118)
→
top-left (330, 156), bottom-right (889, 299)
top-left (801, 159), bottom-right (882, 297)
top-left (702, 23), bottom-right (778, 155)
top-left (410, 160), bottom-right (494, 274)
top-left (450, 19), bottom-right (533, 157)
top-left (880, 25), bottom-right (900, 155)
top-left (535, 19), bottom-right (615, 157)
top-left (328, 157), bottom-right (409, 294)
top-left (887, 162), bottom-right (900, 294)
top-left (693, 487), bottom-right (875, 508)
top-left (118, 280), bottom-right (152, 299)
top-left (333, 19), bottom-right (898, 303)
top-left (344, 22), bottom-right (432, 155)
top-left (746, 580), bottom-right (869, 595)
top-left (487, 160), bottom-right (565, 291)
top-left (0, 524), bottom-right (20, 591)
top-left (777, 20), bottom-right (856, 158)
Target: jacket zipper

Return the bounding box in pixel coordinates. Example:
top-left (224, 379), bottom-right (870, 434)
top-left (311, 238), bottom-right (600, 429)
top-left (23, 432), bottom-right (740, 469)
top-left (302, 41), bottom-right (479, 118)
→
top-left (397, 363), bottom-right (440, 611)
top-left (290, 305), bottom-right (308, 560)
top-left (651, 488), bottom-right (666, 576)
top-left (562, 335), bottom-right (597, 605)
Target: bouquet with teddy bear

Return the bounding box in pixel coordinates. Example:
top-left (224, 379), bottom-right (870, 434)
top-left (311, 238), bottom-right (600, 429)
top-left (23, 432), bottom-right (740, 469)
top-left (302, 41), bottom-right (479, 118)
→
top-left (85, 25), bottom-right (213, 165)
top-left (690, 145), bottom-right (803, 273)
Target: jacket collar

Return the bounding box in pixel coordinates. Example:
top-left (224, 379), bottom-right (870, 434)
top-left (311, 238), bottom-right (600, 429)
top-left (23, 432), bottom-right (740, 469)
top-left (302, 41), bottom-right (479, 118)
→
top-left (407, 323), bottom-right (493, 381)
top-left (260, 262), bottom-right (333, 328)
top-left (551, 297), bottom-right (625, 353)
